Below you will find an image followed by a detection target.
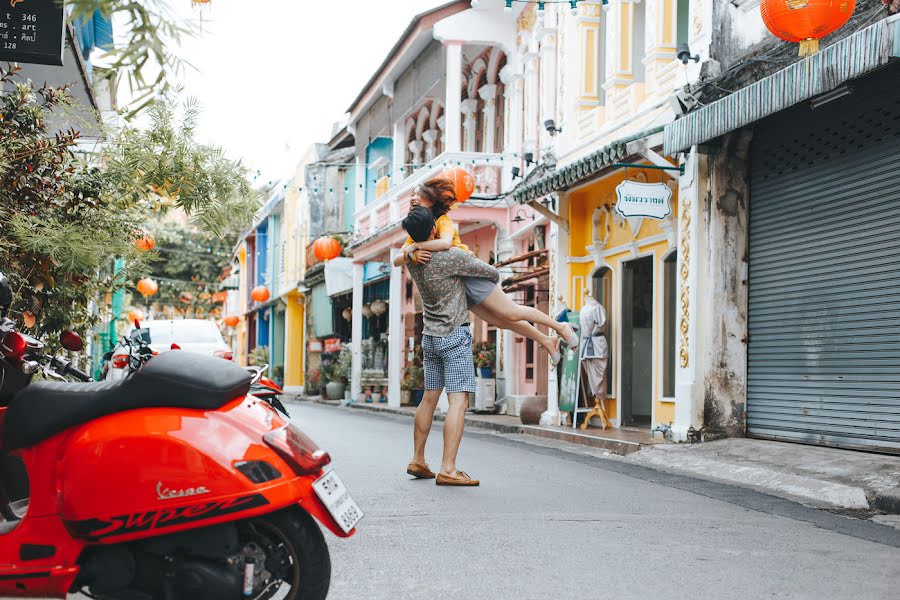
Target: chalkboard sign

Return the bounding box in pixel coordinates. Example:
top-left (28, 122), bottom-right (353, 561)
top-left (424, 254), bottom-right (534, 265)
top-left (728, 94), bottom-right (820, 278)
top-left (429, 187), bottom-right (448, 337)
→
top-left (557, 312), bottom-right (581, 413)
top-left (0, 0), bottom-right (65, 66)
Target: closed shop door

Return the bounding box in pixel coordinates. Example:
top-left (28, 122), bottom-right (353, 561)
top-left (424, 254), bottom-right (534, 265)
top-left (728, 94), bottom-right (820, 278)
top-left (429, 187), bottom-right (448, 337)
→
top-left (748, 66), bottom-right (900, 453)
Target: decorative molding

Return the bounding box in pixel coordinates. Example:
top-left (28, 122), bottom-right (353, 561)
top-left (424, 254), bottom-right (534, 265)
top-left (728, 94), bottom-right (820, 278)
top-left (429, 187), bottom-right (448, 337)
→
top-left (678, 191), bottom-right (691, 369)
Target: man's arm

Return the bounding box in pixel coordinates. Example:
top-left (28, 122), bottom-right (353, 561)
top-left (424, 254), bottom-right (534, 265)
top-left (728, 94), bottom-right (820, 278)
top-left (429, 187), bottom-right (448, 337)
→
top-left (448, 250), bottom-right (500, 284)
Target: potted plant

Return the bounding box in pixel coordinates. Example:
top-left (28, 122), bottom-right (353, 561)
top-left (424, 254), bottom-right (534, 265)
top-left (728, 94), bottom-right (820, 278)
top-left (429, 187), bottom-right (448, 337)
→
top-left (305, 368), bottom-right (322, 396)
top-left (473, 342), bottom-right (496, 379)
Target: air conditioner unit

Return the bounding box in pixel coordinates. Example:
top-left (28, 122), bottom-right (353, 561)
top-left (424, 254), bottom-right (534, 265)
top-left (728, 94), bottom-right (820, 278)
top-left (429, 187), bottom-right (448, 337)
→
top-left (473, 377), bottom-right (496, 413)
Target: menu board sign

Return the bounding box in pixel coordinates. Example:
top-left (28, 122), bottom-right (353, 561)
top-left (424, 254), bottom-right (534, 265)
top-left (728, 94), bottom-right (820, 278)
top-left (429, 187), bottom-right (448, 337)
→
top-left (0, 0), bottom-right (65, 66)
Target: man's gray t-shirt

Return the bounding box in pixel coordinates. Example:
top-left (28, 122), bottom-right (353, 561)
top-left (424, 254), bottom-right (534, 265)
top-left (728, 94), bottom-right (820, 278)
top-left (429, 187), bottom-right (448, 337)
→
top-left (406, 248), bottom-right (500, 337)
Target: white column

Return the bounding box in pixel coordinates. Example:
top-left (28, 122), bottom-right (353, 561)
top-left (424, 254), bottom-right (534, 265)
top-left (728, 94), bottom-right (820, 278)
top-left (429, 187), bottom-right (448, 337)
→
top-left (673, 148), bottom-right (702, 441)
top-left (444, 42), bottom-right (463, 153)
top-left (351, 261), bottom-right (365, 401)
top-left (461, 99), bottom-right (479, 153)
top-left (387, 249), bottom-right (403, 408)
top-left (422, 129), bottom-right (439, 162)
top-left (408, 140), bottom-right (423, 167)
top-left (523, 38), bottom-right (540, 156)
top-left (478, 84), bottom-right (498, 154)
top-left (539, 15), bottom-right (558, 152)
top-left (496, 236), bottom-right (517, 403)
top-left (541, 194), bottom-right (568, 426)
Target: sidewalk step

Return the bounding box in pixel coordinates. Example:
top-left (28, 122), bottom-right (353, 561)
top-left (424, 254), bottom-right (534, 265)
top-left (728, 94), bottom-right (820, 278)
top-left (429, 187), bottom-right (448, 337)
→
top-left (343, 402), bottom-right (651, 456)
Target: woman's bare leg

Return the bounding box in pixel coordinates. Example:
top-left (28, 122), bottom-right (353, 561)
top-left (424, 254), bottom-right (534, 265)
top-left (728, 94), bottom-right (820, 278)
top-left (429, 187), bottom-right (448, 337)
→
top-left (469, 304), bottom-right (560, 356)
top-left (478, 288), bottom-right (578, 346)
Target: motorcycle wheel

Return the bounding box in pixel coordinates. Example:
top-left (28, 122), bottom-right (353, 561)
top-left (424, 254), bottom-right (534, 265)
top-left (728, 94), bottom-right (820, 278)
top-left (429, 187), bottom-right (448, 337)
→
top-left (240, 508), bottom-right (331, 600)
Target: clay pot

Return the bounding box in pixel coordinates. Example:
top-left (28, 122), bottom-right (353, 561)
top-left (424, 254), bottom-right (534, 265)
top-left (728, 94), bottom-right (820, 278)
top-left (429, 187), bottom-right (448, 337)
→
top-left (519, 397), bottom-right (547, 425)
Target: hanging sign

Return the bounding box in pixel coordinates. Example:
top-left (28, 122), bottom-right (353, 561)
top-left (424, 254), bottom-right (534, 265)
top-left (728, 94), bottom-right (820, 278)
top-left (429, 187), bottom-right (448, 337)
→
top-left (614, 181), bottom-right (672, 220)
top-left (0, 0), bottom-right (65, 66)
top-left (308, 340), bottom-right (323, 353)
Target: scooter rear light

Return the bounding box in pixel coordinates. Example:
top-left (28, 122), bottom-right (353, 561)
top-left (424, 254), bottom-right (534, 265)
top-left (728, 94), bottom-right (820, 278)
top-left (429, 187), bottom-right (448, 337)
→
top-left (1, 331), bottom-right (27, 360)
top-left (111, 354), bottom-right (130, 369)
top-left (215, 350), bottom-right (234, 361)
top-left (263, 424), bottom-right (331, 475)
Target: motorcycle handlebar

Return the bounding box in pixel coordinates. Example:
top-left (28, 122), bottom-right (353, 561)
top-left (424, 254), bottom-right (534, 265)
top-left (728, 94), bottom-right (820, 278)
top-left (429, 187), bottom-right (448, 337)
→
top-left (64, 363), bottom-right (93, 382)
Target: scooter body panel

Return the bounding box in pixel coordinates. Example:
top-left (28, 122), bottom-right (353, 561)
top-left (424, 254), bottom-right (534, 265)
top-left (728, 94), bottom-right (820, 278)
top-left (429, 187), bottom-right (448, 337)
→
top-left (0, 396), bottom-right (353, 598)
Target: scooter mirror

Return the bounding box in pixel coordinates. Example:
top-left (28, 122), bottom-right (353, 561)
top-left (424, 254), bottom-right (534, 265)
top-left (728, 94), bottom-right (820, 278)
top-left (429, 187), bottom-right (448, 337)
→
top-left (0, 271), bottom-right (12, 318)
top-left (60, 330), bottom-right (84, 352)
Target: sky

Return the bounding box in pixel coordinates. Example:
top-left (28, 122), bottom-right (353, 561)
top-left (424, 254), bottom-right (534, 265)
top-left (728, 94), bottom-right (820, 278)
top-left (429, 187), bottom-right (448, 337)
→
top-left (168, 0), bottom-right (443, 184)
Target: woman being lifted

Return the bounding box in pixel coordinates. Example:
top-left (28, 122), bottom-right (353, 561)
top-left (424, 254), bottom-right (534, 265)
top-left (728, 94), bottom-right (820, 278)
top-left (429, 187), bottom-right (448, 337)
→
top-left (393, 176), bottom-right (578, 364)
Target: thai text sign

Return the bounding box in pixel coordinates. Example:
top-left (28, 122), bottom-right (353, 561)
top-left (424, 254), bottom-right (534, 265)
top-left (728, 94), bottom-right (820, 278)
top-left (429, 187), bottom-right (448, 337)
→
top-left (615, 181), bottom-right (672, 220)
top-left (0, 0), bottom-right (65, 66)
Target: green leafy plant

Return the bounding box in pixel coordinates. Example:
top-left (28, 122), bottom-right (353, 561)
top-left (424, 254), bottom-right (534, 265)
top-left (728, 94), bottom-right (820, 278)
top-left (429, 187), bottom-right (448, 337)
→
top-left (473, 342), bottom-right (496, 369)
top-left (248, 345), bottom-right (269, 367)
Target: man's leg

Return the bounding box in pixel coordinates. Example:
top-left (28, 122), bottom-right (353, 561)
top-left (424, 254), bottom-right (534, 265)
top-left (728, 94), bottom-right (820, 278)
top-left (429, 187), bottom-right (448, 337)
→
top-left (440, 391), bottom-right (468, 476)
top-left (413, 388), bottom-right (442, 465)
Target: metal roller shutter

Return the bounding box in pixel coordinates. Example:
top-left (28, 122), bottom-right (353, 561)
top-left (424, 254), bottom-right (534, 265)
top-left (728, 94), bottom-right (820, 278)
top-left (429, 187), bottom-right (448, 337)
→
top-left (747, 66), bottom-right (900, 453)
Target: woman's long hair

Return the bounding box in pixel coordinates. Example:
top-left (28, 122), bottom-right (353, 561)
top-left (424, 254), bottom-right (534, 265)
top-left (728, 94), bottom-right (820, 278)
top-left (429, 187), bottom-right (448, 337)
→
top-left (418, 176), bottom-right (457, 218)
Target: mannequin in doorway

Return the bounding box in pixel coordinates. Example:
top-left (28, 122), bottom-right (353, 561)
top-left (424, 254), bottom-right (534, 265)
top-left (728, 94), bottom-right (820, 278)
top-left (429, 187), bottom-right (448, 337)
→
top-left (579, 291), bottom-right (611, 430)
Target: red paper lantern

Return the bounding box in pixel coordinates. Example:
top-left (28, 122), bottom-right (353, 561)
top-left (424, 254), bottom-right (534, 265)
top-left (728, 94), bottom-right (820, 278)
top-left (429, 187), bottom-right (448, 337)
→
top-left (136, 278), bottom-right (159, 298)
top-left (127, 309), bottom-right (144, 323)
top-left (313, 236), bottom-right (342, 261)
top-left (251, 286), bottom-right (270, 303)
top-left (134, 234), bottom-right (155, 252)
top-left (443, 167), bottom-right (475, 203)
top-left (760, 0), bottom-right (856, 56)
top-left (224, 315), bottom-right (240, 327)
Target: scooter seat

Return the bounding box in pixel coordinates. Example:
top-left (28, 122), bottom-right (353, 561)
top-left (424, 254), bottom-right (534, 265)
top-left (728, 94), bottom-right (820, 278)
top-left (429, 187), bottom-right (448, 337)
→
top-left (3, 351), bottom-right (251, 451)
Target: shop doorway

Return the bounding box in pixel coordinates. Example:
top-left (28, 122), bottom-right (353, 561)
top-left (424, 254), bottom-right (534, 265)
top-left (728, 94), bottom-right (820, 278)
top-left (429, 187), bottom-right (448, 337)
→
top-left (621, 256), bottom-right (654, 426)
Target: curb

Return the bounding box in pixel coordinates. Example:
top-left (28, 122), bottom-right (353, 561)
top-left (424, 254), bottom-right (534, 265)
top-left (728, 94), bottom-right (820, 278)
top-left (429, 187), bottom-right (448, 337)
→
top-left (344, 402), bottom-right (643, 455)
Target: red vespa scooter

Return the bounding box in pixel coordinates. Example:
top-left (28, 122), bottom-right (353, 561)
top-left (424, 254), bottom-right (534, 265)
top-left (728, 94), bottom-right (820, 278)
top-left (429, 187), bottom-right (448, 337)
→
top-left (0, 273), bottom-right (362, 600)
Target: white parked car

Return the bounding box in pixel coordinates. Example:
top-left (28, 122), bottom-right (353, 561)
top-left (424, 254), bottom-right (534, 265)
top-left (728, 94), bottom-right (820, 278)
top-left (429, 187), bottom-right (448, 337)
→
top-left (105, 319), bottom-right (233, 380)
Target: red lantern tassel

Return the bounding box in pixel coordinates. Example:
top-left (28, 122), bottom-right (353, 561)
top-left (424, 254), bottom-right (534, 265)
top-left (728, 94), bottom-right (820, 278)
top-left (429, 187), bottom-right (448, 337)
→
top-left (799, 38), bottom-right (819, 56)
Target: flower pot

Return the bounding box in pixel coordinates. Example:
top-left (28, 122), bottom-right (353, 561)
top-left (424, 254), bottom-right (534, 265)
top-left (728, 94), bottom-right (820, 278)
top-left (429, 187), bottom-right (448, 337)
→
top-left (325, 381), bottom-right (346, 401)
top-left (411, 389), bottom-right (425, 407)
top-left (479, 367), bottom-right (493, 379)
top-left (400, 390), bottom-right (412, 406)
top-left (371, 392), bottom-right (382, 403)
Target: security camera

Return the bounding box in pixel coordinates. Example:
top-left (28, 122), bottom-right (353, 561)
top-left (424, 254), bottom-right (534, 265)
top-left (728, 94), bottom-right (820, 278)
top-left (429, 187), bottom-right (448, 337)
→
top-left (677, 43), bottom-right (700, 64)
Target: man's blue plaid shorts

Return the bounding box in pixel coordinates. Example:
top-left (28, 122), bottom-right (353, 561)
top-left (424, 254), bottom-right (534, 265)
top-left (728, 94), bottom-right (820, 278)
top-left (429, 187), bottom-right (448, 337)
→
top-left (422, 325), bottom-right (476, 394)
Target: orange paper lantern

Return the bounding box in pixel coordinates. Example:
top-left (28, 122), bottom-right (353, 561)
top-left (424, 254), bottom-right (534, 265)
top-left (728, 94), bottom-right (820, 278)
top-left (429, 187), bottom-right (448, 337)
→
top-left (134, 234), bottom-right (155, 252)
top-left (760, 0), bottom-right (856, 56)
top-left (313, 236), bottom-right (342, 261)
top-left (136, 277), bottom-right (159, 298)
top-left (224, 315), bottom-right (240, 327)
top-left (443, 167), bottom-right (475, 203)
top-left (251, 286), bottom-right (270, 303)
top-left (127, 309), bottom-right (144, 323)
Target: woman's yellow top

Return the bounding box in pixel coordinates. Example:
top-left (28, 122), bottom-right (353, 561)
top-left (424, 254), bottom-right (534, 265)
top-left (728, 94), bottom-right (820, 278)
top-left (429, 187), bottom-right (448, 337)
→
top-left (402, 214), bottom-right (469, 252)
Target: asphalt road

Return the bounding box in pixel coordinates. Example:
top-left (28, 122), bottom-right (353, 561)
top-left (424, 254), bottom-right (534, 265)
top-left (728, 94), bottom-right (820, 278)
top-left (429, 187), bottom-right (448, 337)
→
top-left (49, 400), bottom-right (900, 600)
top-left (293, 402), bottom-right (900, 600)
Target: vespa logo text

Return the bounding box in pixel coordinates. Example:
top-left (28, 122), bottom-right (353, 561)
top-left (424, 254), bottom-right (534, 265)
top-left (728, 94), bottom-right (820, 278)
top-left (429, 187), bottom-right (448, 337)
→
top-left (156, 481), bottom-right (211, 501)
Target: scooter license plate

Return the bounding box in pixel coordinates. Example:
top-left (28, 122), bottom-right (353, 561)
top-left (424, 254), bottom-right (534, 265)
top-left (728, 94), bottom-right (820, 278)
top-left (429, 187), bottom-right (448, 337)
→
top-left (312, 469), bottom-right (363, 534)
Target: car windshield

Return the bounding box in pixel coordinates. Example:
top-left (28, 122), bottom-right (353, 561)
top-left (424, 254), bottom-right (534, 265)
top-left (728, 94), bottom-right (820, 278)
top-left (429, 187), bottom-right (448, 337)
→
top-left (140, 321), bottom-right (223, 345)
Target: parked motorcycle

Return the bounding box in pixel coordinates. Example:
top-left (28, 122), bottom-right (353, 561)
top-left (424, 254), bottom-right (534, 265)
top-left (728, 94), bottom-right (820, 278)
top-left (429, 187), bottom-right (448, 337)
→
top-left (0, 272), bottom-right (362, 599)
top-left (247, 364), bottom-right (290, 417)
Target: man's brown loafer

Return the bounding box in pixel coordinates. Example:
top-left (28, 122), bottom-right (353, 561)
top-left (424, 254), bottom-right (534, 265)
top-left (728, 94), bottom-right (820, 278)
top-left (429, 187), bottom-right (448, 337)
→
top-left (407, 462), bottom-right (436, 479)
top-left (436, 470), bottom-right (480, 486)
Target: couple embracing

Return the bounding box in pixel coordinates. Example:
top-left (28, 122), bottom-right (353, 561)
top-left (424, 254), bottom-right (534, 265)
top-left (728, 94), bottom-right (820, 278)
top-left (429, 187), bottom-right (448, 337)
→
top-left (395, 177), bottom-right (578, 487)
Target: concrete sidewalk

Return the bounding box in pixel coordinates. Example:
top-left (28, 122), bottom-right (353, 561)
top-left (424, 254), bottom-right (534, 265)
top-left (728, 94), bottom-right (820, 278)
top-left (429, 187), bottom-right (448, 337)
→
top-left (626, 438), bottom-right (900, 513)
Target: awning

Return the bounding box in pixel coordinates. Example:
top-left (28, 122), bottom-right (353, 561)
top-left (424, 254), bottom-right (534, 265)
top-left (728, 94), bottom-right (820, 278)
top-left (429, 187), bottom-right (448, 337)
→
top-left (511, 127), bottom-right (663, 204)
top-left (324, 257), bottom-right (353, 297)
top-left (664, 15), bottom-right (900, 155)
